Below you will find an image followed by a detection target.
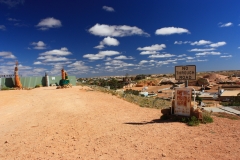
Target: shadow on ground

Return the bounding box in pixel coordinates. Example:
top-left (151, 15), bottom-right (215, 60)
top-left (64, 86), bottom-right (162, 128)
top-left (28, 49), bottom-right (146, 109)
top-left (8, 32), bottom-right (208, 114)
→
top-left (124, 117), bottom-right (181, 125)
top-left (124, 108), bottom-right (184, 125)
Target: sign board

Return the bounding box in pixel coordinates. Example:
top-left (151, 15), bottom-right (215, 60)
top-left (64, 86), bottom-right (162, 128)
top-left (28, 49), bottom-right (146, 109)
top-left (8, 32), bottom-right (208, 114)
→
top-left (175, 65), bottom-right (196, 80)
top-left (174, 87), bottom-right (192, 116)
top-left (52, 77), bottom-right (55, 80)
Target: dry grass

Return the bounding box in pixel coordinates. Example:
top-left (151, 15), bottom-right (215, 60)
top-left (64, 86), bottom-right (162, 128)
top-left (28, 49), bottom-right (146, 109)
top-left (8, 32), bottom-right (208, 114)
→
top-left (86, 85), bottom-right (171, 109)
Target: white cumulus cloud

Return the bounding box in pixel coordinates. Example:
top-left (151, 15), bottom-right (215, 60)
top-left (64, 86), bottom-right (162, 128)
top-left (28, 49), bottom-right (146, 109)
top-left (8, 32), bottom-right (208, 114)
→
top-left (89, 24), bottom-right (150, 37)
top-left (189, 48), bottom-right (215, 52)
top-left (186, 59), bottom-right (208, 63)
top-left (114, 55), bottom-right (133, 60)
top-left (18, 64), bottom-right (32, 70)
top-left (209, 41), bottom-right (226, 48)
top-left (0, 0), bottom-right (25, 7)
top-left (67, 61), bottom-right (89, 70)
top-left (0, 25), bottom-right (6, 31)
top-left (99, 50), bottom-right (120, 56)
top-left (40, 47), bottom-right (71, 56)
top-left (174, 41), bottom-right (191, 44)
top-left (102, 6), bottom-right (115, 12)
top-left (140, 51), bottom-right (160, 55)
top-left (148, 54), bottom-right (175, 58)
top-left (191, 40), bottom-right (211, 46)
top-left (195, 52), bottom-right (221, 56)
top-left (83, 50), bottom-right (120, 60)
top-left (8, 17), bottom-right (20, 21)
top-left (137, 44), bottom-right (166, 51)
top-left (186, 57), bottom-right (195, 60)
top-left (220, 55), bottom-right (232, 58)
top-left (177, 54), bottom-right (187, 57)
top-left (155, 27), bottom-right (190, 35)
top-left (156, 59), bottom-right (178, 65)
top-left (31, 41), bottom-right (46, 50)
top-left (0, 51), bottom-right (16, 59)
top-left (33, 61), bottom-right (42, 65)
top-left (36, 48), bottom-right (73, 63)
top-left (39, 56), bottom-right (70, 62)
top-left (139, 60), bottom-right (149, 65)
top-left (94, 44), bottom-right (105, 50)
top-left (102, 36), bottom-right (119, 46)
top-left (174, 41), bottom-right (183, 44)
top-left (105, 60), bottom-right (134, 67)
top-left (94, 37), bottom-right (120, 49)
top-left (138, 44), bottom-right (166, 55)
top-left (32, 68), bottom-right (46, 73)
top-left (36, 17), bottom-right (62, 30)
top-left (219, 22), bottom-right (233, 27)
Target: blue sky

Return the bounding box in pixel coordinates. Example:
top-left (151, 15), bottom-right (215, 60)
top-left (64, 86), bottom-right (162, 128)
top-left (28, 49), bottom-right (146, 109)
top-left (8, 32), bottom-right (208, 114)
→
top-left (0, 0), bottom-right (240, 78)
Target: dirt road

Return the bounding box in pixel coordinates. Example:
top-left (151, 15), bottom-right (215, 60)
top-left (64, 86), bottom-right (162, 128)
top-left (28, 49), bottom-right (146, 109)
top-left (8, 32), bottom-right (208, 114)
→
top-left (0, 86), bottom-right (240, 159)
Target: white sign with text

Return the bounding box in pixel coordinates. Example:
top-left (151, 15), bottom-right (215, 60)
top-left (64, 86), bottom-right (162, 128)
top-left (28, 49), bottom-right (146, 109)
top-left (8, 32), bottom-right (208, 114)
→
top-left (174, 87), bottom-right (192, 116)
top-left (175, 65), bottom-right (196, 80)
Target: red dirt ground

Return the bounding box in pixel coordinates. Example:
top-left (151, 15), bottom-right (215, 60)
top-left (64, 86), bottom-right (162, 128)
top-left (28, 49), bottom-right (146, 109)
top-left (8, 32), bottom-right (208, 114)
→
top-left (0, 86), bottom-right (240, 159)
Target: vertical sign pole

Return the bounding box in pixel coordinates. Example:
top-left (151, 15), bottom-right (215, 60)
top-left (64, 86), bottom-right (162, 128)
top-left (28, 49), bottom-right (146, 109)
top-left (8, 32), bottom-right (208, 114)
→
top-left (185, 80), bottom-right (188, 88)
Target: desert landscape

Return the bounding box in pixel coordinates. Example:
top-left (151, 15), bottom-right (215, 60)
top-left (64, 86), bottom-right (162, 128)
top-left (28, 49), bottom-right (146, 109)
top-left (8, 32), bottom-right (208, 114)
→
top-left (1, 1), bottom-right (240, 159)
top-left (0, 86), bottom-right (240, 159)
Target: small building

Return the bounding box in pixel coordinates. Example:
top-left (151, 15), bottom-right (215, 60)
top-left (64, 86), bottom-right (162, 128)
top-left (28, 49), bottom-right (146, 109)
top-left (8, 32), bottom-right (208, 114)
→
top-left (220, 90), bottom-right (240, 102)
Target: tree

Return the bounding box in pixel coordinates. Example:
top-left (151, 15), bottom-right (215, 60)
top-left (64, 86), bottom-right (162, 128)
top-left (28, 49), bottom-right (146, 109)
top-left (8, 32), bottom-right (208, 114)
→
top-left (196, 95), bottom-right (202, 102)
top-left (108, 78), bottom-right (119, 90)
top-left (99, 79), bottom-right (108, 87)
top-left (135, 74), bottom-right (146, 80)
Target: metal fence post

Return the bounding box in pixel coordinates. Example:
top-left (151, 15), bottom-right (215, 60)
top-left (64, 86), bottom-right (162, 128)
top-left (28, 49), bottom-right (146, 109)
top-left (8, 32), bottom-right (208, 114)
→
top-left (185, 80), bottom-right (188, 87)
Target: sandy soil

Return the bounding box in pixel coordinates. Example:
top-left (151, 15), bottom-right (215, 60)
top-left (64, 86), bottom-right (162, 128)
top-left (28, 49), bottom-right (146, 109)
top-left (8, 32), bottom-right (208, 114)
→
top-left (0, 86), bottom-right (240, 160)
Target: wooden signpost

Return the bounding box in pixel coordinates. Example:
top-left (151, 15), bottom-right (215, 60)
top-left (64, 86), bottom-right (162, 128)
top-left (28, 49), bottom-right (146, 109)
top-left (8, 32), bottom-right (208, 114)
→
top-left (175, 65), bottom-right (196, 81)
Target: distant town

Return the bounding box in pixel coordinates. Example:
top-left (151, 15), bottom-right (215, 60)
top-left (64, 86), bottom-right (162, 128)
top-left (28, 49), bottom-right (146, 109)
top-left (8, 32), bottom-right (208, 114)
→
top-left (77, 70), bottom-right (240, 107)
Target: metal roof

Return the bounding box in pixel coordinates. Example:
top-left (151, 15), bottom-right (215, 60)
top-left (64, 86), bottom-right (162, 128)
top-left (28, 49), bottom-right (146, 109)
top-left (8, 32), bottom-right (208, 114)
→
top-left (221, 90), bottom-right (240, 97)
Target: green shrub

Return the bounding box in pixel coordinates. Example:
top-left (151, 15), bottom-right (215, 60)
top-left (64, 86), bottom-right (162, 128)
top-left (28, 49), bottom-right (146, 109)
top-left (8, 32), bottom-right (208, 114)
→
top-left (1, 87), bottom-right (10, 90)
top-left (187, 116), bottom-right (200, 126)
top-left (196, 95), bottom-right (202, 102)
top-left (181, 117), bottom-right (187, 123)
top-left (202, 111), bottom-right (213, 123)
top-left (35, 84), bottom-right (42, 88)
top-left (111, 92), bottom-right (117, 96)
top-left (125, 89), bottom-right (140, 95)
